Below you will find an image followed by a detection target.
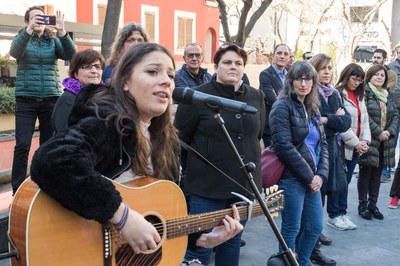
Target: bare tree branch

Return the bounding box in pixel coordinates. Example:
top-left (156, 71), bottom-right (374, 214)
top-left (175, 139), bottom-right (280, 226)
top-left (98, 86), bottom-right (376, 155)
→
top-left (309, 0), bottom-right (335, 50)
top-left (236, 0), bottom-right (253, 46)
top-left (243, 0), bottom-right (273, 42)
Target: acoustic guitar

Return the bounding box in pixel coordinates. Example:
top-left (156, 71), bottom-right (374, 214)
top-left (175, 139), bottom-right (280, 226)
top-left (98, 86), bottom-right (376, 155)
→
top-left (8, 177), bottom-right (284, 266)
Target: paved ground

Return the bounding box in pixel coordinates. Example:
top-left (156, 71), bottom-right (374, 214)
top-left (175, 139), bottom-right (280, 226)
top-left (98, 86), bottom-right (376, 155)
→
top-left (1, 169), bottom-right (400, 266)
top-left (237, 175), bottom-right (400, 266)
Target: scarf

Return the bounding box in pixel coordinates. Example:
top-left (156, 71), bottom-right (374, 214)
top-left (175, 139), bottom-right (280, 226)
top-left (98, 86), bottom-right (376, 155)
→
top-left (368, 82), bottom-right (388, 103)
top-left (62, 77), bottom-right (84, 95)
top-left (317, 83), bottom-right (335, 103)
top-left (62, 77), bottom-right (104, 95)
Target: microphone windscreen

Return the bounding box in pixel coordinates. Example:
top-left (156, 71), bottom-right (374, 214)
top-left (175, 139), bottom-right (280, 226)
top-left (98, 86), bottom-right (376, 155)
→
top-left (172, 87), bottom-right (194, 104)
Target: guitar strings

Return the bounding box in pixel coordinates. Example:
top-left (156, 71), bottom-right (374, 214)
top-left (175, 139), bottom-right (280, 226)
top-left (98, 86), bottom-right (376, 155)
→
top-left (145, 195), bottom-right (283, 237)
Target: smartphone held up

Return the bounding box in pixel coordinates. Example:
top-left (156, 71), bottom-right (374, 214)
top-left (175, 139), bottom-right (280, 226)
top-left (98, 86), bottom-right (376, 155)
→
top-left (39, 15), bottom-right (56, 26)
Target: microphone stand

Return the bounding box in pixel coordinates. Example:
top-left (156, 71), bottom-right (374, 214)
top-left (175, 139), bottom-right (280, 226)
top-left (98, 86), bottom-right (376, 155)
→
top-left (212, 110), bottom-right (298, 266)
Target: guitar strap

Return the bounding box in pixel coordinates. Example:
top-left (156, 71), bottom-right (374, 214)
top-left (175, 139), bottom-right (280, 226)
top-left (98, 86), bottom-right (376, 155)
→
top-left (179, 140), bottom-right (254, 197)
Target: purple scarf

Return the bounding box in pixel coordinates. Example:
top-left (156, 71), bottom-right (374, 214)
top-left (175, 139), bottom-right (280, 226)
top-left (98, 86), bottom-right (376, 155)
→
top-left (62, 77), bottom-right (104, 95)
top-left (317, 83), bottom-right (334, 103)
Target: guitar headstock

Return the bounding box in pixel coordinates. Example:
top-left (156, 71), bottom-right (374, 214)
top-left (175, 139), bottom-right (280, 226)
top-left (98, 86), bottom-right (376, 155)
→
top-left (264, 185), bottom-right (285, 218)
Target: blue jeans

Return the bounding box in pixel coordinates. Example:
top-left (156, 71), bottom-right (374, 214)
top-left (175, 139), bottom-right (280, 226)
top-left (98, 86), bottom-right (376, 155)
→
top-left (327, 153), bottom-right (359, 218)
top-left (11, 97), bottom-right (58, 193)
top-left (185, 195), bottom-right (245, 266)
top-left (279, 178), bottom-right (323, 266)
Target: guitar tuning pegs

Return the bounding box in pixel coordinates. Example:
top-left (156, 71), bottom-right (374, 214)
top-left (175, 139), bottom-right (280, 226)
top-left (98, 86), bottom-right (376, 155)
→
top-left (272, 185), bottom-right (279, 193)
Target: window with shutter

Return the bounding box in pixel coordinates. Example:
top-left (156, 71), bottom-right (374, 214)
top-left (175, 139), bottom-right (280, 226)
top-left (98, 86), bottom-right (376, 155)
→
top-left (98, 4), bottom-right (107, 26)
top-left (145, 12), bottom-right (155, 42)
top-left (177, 17), bottom-right (193, 49)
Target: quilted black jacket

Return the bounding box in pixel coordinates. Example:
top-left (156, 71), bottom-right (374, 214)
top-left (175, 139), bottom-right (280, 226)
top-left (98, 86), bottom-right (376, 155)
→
top-left (270, 93), bottom-right (329, 184)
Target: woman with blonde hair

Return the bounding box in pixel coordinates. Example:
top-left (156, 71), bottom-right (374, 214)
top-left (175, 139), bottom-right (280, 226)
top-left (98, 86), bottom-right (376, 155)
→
top-left (102, 22), bottom-right (148, 83)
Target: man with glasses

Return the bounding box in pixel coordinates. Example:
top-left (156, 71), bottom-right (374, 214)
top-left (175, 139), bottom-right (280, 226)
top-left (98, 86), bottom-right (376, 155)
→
top-left (175, 43), bottom-right (212, 88)
top-left (373, 48), bottom-right (399, 183)
top-left (259, 43), bottom-right (290, 147)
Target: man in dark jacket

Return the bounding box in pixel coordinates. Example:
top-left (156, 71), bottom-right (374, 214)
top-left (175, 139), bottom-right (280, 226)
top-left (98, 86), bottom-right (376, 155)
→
top-left (259, 43), bottom-right (290, 147)
top-left (174, 43), bottom-right (212, 88)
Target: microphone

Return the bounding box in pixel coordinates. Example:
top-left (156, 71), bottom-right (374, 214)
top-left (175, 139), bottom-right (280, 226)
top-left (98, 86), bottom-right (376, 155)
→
top-left (172, 87), bottom-right (257, 114)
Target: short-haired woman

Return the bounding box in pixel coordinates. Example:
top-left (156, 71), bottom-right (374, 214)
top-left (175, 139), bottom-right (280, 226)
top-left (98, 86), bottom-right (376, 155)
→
top-left (51, 49), bottom-right (105, 132)
top-left (175, 43), bottom-right (265, 266)
top-left (9, 5), bottom-right (76, 194)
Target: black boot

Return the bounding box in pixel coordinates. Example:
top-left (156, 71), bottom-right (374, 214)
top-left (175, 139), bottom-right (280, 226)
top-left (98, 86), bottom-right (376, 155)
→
top-left (369, 206), bottom-right (384, 220)
top-left (358, 205), bottom-right (372, 220)
top-left (311, 243), bottom-right (336, 266)
top-left (319, 233), bottom-right (332, 246)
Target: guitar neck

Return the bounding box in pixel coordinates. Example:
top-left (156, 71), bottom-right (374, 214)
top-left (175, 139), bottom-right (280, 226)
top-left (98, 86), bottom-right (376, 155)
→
top-left (165, 195), bottom-right (278, 239)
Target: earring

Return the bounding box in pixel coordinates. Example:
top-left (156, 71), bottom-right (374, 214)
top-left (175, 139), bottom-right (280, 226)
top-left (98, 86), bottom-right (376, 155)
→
top-left (123, 85), bottom-right (129, 91)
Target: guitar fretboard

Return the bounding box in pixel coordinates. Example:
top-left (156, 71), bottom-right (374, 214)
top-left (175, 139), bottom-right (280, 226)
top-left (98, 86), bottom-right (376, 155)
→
top-left (165, 191), bottom-right (284, 239)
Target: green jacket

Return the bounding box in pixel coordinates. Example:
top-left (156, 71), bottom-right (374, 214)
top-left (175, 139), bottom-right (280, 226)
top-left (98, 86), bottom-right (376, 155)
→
top-left (359, 84), bottom-right (398, 168)
top-left (9, 29), bottom-right (76, 98)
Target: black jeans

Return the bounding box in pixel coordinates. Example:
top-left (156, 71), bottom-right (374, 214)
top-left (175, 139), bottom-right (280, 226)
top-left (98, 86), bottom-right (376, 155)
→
top-left (358, 144), bottom-right (383, 208)
top-left (11, 96), bottom-right (58, 194)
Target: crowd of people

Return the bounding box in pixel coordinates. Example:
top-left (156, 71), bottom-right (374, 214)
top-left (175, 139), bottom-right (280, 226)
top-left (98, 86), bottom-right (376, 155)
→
top-left (9, 5), bottom-right (400, 266)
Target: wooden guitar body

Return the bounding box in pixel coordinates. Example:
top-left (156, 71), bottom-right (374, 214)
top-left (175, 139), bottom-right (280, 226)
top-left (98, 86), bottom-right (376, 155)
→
top-left (9, 178), bottom-right (187, 266)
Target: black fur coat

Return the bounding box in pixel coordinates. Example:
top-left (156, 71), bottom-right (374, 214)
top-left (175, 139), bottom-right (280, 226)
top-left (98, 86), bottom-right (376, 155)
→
top-left (30, 84), bottom-right (137, 224)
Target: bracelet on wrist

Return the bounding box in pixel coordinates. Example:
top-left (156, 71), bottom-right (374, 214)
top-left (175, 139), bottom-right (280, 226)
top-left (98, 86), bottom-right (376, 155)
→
top-left (114, 203), bottom-right (129, 231)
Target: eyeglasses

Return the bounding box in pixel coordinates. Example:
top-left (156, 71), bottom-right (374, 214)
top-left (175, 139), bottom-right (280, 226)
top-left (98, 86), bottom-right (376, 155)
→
top-left (186, 53), bottom-right (202, 59)
top-left (80, 64), bottom-right (102, 70)
top-left (294, 77), bottom-right (313, 84)
top-left (351, 76), bottom-right (364, 84)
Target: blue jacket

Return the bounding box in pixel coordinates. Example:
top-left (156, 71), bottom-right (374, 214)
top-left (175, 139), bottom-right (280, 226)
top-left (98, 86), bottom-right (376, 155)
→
top-left (174, 64), bottom-right (212, 88)
top-left (9, 29), bottom-right (76, 98)
top-left (270, 93), bottom-right (329, 184)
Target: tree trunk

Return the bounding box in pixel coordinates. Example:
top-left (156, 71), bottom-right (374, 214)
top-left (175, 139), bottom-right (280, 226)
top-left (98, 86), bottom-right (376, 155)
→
top-left (101, 0), bottom-right (123, 60)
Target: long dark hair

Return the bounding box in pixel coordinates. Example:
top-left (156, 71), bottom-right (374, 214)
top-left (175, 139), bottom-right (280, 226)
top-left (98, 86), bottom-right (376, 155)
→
top-left (279, 61), bottom-right (320, 116)
top-left (90, 43), bottom-right (179, 181)
top-left (336, 63), bottom-right (365, 101)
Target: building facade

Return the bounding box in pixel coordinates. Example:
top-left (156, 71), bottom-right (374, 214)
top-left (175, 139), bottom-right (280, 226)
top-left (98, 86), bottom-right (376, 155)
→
top-left (0, 0), bottom-right (220, 63)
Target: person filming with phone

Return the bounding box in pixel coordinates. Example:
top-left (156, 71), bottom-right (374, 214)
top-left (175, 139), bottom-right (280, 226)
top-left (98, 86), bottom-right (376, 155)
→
top-left (9, 5), bottom-right (76, 194)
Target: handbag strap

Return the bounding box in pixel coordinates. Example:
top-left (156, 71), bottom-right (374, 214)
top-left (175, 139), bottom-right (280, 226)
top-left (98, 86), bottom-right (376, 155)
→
top-left (179, 140), bottom-right (254, 196)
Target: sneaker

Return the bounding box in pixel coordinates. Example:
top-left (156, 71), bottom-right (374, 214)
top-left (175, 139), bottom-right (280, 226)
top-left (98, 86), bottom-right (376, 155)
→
top-left (388, 196), bottom-right (399, 209)
top-left (327, 216), bottom-right (349, 230)
top-left (340, 215), bottom-right (357, 230)
top-left (381, 174), bottom-right (391, 183)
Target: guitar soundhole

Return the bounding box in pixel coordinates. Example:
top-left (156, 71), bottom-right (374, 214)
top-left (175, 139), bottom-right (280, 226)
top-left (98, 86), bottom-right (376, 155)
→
top-left (115, 215), bottom-right (164, 266)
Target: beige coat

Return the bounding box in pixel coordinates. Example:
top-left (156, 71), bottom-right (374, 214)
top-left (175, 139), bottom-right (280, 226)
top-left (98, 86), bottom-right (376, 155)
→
top-left (341, 89), bottom-right (371, 160)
